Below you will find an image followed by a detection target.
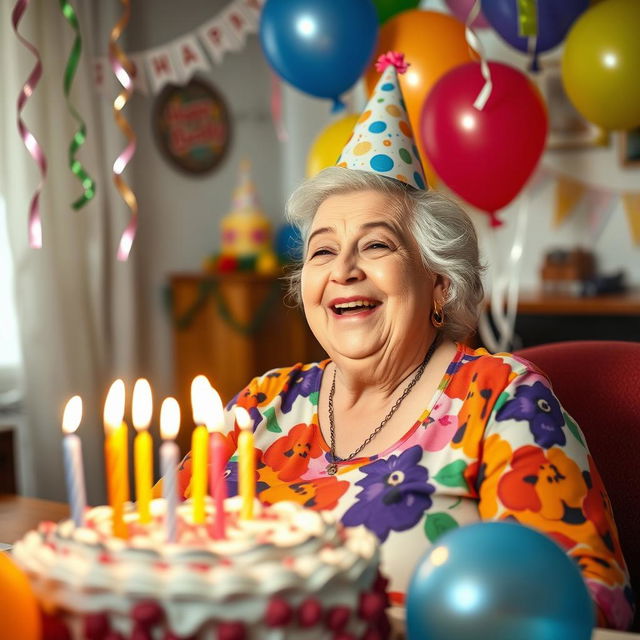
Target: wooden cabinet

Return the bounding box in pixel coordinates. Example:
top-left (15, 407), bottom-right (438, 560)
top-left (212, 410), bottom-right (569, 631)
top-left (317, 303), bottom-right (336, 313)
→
top-left (169, 273), bottom-right (325, 455)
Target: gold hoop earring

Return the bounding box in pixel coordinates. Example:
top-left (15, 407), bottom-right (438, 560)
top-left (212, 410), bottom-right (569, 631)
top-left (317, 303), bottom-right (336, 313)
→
top-left (431, 300), bottom-right (445, 328)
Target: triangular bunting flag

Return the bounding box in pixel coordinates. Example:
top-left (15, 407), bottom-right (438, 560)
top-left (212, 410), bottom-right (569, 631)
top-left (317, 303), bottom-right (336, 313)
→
top-left (622, 193), bottom-right (640, 246)
top-left (553, 176), bottom-right (585, 227)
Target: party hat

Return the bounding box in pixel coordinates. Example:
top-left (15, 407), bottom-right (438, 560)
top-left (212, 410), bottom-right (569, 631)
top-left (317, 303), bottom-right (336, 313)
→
top-left (220, 158), bottom-right (272, 258)
top-left (336, 52), bottom-right (428, 190)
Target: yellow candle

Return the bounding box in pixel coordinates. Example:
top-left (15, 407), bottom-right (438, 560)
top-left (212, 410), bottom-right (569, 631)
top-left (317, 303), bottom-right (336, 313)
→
top-left (132, 378), bottom-right (153, 524)
top-left (103, 379), bottom-right (129, 539)
top-left (236, 407), bottom-right (254, 520)
top-left (191, 375), bottom-right (211, 524)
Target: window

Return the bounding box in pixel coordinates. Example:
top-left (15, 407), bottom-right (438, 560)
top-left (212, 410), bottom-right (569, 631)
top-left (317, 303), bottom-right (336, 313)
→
top-left (0, 194), bottom-right (22, 406)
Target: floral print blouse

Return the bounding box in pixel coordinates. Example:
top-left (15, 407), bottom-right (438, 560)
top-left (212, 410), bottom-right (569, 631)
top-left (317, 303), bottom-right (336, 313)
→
top-left (175, 344), bottom-right (634, 630)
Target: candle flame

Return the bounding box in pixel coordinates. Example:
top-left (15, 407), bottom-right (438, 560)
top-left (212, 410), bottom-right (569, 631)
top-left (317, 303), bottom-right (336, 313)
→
top-left (191, 375), bottom-right (212, 426)
top-left (104, 379), bottom-right (125, 434)
top-left (132, 378), bottom-right (152, 432)
top-left (235, 406), bottom-right (251, 431)
top-left (62, 395), bottom-right (83, 434)
top-left (160, 397), bottom-right (180, 440)
top-left (206, 387), bottom-right (225, 434)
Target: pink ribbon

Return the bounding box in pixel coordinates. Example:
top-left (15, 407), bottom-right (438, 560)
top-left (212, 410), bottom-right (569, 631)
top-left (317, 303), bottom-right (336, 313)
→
top-left (375, 51), bottom-right (410, 74)
top-left (12, 0), bottom-right (47, 248)
top-left (270, 72), bottom-right (288, 142)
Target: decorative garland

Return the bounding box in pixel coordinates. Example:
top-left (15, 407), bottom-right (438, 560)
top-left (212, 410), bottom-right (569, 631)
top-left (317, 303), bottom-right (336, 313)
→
top-left (164, 278), bottom-right (283, 335)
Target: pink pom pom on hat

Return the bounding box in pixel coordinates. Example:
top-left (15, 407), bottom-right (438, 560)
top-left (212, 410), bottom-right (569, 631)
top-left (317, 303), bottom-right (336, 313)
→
top-left (336, 51), bottom-right (428, 191)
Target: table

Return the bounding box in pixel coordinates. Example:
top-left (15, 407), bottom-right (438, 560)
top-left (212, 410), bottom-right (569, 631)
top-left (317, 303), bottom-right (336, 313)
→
top-left (0, 494), bottom-right (69, 546)
top-left (0, 495), bottom-right (637, 639)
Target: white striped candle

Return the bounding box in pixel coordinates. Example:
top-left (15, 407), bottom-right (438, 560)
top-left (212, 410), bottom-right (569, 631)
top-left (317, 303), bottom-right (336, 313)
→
top-left (62, 396), bottom-right (86, 527)
top-left (160, 397), bottom-right (180, 543)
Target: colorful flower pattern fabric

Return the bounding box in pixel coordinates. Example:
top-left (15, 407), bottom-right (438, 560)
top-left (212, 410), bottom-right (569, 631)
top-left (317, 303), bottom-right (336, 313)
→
top-left (175, 344), bottom-right (634, 630)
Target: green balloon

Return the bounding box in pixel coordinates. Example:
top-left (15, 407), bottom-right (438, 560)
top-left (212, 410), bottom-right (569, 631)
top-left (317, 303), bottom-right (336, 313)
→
top-left (372, 0), bottom-right (421, 24)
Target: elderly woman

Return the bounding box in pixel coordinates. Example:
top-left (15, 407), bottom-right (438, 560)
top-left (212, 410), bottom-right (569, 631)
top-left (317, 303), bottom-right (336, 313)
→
top-left (175, 56), bottom-right (632, 632)
top-left (175, 167), bottom-right (632, 631)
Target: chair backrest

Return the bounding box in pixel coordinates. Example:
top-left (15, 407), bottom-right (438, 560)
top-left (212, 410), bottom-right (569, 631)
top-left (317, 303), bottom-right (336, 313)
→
top-left (515, 340), bottom-right (640, 629)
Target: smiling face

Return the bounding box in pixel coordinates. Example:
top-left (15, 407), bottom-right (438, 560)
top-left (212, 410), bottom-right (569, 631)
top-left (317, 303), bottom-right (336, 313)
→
top-left (301, 189), bottom-right (440, 364)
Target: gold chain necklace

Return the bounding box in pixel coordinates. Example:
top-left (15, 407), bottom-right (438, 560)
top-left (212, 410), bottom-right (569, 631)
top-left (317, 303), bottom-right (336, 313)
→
top-left (326, 336), bottom-right (439, 475)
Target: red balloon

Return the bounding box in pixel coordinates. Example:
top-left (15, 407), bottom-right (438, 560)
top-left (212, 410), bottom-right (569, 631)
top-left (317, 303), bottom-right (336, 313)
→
top-left (420, 62), bottom-right (548, 224)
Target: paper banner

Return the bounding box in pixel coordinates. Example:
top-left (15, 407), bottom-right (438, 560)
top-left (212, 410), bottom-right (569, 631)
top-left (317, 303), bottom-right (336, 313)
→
top-left (171, 35), bottom-right (210, 84)
top-left (129, 54), bottom-right (149, 95)
top-left (623, 193), bottom-right (640, 245)
top-left (145, 46), bottom-right (179, 94)
top-left (198, 15), bottom-right (240, 64)
top-left (585, 188), bottom-right (615, 243)
top-left (94, 0), bottom-right (265, 96)
top-left (553, 175), bottom-right (586, 227)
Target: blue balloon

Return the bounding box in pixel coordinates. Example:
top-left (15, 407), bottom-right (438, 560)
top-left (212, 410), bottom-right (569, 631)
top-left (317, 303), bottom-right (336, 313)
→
top-left (481, 0), bottom-right (588, 68)
top-left (275, 223), bottom-right (303, 263)
top-left (260, 0), bottom-right (378, 108)
top-left (407, 521), bottom-right (594, 640)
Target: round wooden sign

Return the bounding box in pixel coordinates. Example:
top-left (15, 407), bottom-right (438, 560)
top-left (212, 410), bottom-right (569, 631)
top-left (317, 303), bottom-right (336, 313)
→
top-left (153, 77), bottom-right (231, 174)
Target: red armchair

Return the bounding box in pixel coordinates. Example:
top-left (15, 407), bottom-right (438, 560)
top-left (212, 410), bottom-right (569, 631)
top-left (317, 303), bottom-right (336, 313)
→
top-left (515, 340), bottom-right (640, 630)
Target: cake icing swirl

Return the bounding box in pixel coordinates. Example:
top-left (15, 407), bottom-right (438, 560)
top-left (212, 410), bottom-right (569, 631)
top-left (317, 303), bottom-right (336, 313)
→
top-left (13, 497), bottom-right (386, 639)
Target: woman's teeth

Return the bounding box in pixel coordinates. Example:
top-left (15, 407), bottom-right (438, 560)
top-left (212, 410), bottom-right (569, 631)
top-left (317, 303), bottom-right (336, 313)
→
top-left (333, 300), bottom-right (379, 315)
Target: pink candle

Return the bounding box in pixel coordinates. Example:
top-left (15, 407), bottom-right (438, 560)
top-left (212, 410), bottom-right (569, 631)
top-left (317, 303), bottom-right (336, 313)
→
top-left (207, 387), bottom-right (227, 539)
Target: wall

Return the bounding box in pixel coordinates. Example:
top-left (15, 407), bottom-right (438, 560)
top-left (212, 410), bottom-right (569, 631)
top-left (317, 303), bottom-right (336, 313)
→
top-left (104, 0), bottom-right (640, 400)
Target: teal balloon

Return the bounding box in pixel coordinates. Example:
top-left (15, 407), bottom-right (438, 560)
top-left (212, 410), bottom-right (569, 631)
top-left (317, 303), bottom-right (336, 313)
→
top-left (372, 0), bottom-right (421, 23)
top-left (407, 522), bottom-right (595, 640)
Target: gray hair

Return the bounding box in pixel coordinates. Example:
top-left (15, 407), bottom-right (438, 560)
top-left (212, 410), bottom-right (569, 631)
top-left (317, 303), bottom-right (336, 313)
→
top-left (284, 167), bottom-right (484, 343)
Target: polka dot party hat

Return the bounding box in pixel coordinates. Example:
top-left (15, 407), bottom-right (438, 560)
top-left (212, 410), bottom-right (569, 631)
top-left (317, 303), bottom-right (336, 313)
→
top-left (336, 52), bottom-right (427, 190)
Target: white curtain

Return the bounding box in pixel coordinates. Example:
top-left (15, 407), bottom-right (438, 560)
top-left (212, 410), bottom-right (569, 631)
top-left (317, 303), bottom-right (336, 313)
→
top-left (0, 1), bottom-right (139, 503)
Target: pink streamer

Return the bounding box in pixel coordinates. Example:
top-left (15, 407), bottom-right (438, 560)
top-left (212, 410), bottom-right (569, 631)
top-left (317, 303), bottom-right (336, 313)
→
top-left (270, 72), bottom-right (288, 143)
top-left (12, 0), bottom-right (47, 248)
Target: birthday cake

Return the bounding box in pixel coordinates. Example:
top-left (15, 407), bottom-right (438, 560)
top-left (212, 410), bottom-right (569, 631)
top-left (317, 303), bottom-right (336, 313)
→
top-left (13, 496), bottom-right (389, 640)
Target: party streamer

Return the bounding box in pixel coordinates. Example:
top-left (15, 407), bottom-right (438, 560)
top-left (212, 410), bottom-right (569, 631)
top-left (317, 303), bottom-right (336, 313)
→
top-left (109, 0), bottom-right (137, 261)
top-left (12, 0), bottom-right (47, 248)
top-left (465, 1), bottom-right (493, 111)
top-left (60, 0), bottom-right (96, 210)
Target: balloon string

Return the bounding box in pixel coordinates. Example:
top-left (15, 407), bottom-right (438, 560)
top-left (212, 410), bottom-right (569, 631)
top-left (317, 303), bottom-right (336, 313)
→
top-left (12, 0), bottom-right (47, 248)
top-left (60, 0), bottom-right (97, 210)
top-left (465, 0), bottom-right (493, 111)
top-left (109, 0), bottom-right (138, 261)
top-left (269, 72), bottom-right (288, 142)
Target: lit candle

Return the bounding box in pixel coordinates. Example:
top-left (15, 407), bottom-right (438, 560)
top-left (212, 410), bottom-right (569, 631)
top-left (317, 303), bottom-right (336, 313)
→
top-left (160, 397), bottom-right (180, 543)
top-left (207, 387), bottom-right (227, 539)
top-left (132, 378), bottom-right (153, 524)
top-left (236, 406), bottom-right (254, 520)
top-left (61, 395), bottom-right (86, 527)
top-left (103, 379), bottom-right (129, 539)
top-left (191, 375), bottom-right (210, 524)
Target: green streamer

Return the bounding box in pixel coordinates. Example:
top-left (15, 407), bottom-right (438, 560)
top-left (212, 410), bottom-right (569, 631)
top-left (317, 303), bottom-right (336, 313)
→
top-left (516, 0), bottom-right (538, 37)
top-left (60, 0), bottom-right (96, 209)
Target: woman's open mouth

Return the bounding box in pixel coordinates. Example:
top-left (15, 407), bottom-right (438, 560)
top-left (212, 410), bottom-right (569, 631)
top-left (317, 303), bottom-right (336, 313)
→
top-left (330, 299), bottom-right (381, 316)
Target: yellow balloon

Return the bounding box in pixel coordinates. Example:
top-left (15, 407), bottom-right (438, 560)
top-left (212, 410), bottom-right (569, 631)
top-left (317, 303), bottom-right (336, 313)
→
top-left (562, 0), bottom-right (640, 130)
top-left (306, 114), bottom-right (359, 177)
top-left (0, 553), bottom-right (41, 640)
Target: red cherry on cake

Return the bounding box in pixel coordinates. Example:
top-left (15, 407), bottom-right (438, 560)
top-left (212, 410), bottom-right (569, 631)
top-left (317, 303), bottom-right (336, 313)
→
top-left (373, 572), bottom-right (389, 594)
top-left (265, 597), bottom-right (293, 627)
top-left (103, 632), bottom-right (126, 640)
top-left (326, 605), bottom-right (351, 632)
top-left (130, 626), bottom-right (153, 640)
top-left (297, 597), bottom-right (323, 627)
top-left (333, 633), bottom-right (356, 640)
top-left (216, 621), bottom-right (246, 640)
top-left (83, 612), bottom-right (110, 639)
top-left (132, 600), bottom-right (164, 627)
top-left (40, 611), bottom-right (72, 640)
top-left (358, 592), bottom-right (387, 622)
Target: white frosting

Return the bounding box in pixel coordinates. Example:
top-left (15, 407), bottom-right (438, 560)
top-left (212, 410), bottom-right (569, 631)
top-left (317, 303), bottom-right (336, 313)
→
top-left (13, 498), bottom-right (381, 639)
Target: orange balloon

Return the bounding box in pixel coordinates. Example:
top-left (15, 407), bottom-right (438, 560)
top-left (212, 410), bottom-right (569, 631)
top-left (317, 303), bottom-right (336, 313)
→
top-left (364, 10), bottom-right (474, 189)
top-left (0, 553), bottom-right (41, 640)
